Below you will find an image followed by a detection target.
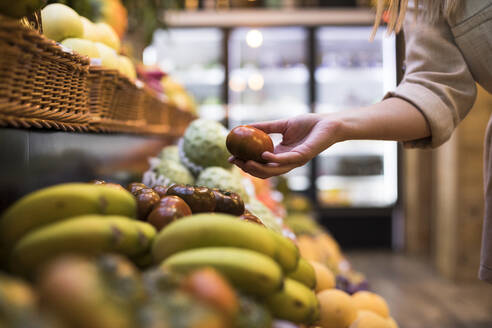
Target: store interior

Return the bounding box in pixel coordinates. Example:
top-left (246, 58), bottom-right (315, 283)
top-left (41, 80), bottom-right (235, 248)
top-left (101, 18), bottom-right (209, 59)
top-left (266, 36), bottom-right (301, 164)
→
top-left (1, 1), bottom-right (492, 328)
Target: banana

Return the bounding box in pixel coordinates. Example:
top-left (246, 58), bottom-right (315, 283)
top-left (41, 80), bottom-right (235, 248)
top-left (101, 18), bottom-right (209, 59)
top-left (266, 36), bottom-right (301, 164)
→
top-left (10, 215), bottom-right (155, 276)
top-left (161, 247), bottom-right (283, 297)
top-left (287, 257), bottom-right (316, 289)
top-left (153, 213), bottom-right (299, 272)
top-left (265, 278), bottom-right (318, 324)
top-left (0, 183), bottom-right (137, 255)
top-left (272, 233), bottom-right (300, 273)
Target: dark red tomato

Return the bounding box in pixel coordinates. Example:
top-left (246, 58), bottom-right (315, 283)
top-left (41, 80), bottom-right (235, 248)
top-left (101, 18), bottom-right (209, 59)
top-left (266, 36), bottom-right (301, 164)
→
top-left (127, 182), bottom-right (147, 195)
top-left (166, 185), bottom-right (216, 213)
top-left (135, 188), bottom-right (160, 220)
top-left (152, 185), bottom-right (169, 198)
top-left (212, 189), bottom-right (244, 216)
top-left (147, 196), bottom-right (192, 231)
top-left (226, 125), bottom-right (274, 163)
top-left (239, 210), bottom-right (263, 225)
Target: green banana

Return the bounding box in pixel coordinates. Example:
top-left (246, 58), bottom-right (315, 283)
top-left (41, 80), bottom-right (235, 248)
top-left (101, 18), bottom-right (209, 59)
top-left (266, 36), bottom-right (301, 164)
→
top-left (265, 278), bottom-right (318, 324)
top-left (287, 257), bottom-right (316, 289)
top-left (10, 215), bottom-right (155, 276)
top-left (272, 232), bottom-right (300, 273)
top-left (153, 213), bottom-right (299, 273)
top-left (161, 247), bottom-right (283, 297)
top-left (0, 183), bottom-right (137, 256)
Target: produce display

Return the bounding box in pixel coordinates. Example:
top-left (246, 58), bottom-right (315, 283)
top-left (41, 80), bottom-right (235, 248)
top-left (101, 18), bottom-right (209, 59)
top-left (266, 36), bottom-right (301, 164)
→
top-left (0, 2), bottom-right (400, 326)
top-left (0, 119), bottom-right (400, 328)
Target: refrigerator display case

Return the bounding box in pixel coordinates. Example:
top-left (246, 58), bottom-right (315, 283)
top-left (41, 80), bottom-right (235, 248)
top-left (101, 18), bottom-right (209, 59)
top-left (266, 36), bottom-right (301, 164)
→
top-left (143, 28), bottom-right (226, 121)
top-left (228, 27), bottom-right (311, 192)
top-left (144, 16), bottom-right (399, 205)
top-left (314, 26), bottom-right (397, 208)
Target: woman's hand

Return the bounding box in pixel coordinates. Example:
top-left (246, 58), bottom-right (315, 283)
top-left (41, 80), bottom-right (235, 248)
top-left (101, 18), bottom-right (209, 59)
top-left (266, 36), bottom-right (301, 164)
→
top-left (228, 98), bottom-right (431, 179)
top-left (228, 114), bottom-right (342, 179)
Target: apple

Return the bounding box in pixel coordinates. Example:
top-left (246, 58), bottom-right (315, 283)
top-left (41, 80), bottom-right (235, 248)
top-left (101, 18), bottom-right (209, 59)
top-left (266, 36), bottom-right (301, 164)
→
top-left (41, 4), bottom-right (83, 42)
top-left (61, 38), bottom-right (100, 59)
top-left (147, 196), bottom-right (192, 231)
top-left (226, 125), bottom-right (274, 163)
top-left (94, 22), bottom-right (120, 52)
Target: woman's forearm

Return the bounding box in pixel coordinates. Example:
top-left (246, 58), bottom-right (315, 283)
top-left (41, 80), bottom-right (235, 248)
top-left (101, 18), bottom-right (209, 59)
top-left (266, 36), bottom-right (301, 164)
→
top-left (330, 97), bottom-right (431, 143)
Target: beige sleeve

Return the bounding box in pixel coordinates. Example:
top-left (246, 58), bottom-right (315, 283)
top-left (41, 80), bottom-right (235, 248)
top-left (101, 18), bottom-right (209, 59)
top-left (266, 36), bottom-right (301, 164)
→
top-left (386, 6), bottom-right (477, 148)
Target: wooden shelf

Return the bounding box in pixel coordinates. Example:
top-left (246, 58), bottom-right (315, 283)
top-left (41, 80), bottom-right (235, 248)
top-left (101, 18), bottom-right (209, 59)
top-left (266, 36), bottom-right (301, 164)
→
top-left (163, 8), bottom-right (376, 27)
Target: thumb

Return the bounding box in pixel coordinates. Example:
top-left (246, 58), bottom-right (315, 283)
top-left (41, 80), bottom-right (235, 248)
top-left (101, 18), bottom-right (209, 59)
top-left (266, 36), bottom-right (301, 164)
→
top-left (249, 119), bottom-right (288, 135)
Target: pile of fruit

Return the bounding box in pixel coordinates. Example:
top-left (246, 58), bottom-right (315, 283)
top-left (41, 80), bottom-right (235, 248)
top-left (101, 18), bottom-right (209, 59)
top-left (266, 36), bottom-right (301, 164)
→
top-left (0, 120), bottom-right (400, 327)
top-left (0, 254), bottom-right (273, 328)
top-left (40, 3), bottom-right (136, 79)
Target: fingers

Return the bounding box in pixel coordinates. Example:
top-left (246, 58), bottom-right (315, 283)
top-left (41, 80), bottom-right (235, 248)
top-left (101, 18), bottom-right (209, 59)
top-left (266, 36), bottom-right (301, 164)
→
top-left (230, 157), bottom-right (297, 179)
top-left (261, 151), bottom-right (307, 165)
top-left (249, 119), bottom-right (288, 134)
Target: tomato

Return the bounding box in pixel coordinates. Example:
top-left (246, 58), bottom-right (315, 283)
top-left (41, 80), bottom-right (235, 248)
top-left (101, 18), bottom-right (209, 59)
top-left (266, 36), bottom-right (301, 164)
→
top-left (147, 196), bottom-right (192, 231)
top-left (166, 185), bottom-right (216, 213)
top-left (212, 189), bottom-right (245, 216)
top-left (152, 185), bottom-right (169, 198)
top-left (135, 188), bottom-right (160, 220)
top-left (226, 125), bottom-right (274, 163)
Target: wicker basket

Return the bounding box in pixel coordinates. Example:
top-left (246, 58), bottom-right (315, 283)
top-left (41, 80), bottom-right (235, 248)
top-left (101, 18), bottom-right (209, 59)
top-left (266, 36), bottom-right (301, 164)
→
top-left (88, 67), bottom-right (146, 134)
top-left (0, 16), bottom-right (91, 132)
top-left (139, 87), bottom-right (170, 135)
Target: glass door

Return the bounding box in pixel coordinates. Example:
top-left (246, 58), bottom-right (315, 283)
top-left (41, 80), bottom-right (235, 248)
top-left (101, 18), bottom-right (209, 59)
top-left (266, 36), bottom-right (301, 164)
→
top-left (228, 27), bottom-right (311, 192)
top-left (315, 26), bottom-right (397, 207)
top-left (144, 28), bottom-right (226, 121)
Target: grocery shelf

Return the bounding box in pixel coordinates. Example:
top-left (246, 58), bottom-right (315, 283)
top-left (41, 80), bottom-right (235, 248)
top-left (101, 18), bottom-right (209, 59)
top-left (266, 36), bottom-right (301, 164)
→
top-left (0, 128), bottom-right (175, 213)
top-left (162, 8), bottom-right (375, 27)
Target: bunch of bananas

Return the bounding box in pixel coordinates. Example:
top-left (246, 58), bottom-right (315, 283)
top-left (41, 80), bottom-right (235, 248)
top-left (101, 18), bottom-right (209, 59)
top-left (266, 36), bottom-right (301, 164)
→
top-left (0, 182), bottom-right (156, 276)
top-left (153, 213), bottom-right (322, 325)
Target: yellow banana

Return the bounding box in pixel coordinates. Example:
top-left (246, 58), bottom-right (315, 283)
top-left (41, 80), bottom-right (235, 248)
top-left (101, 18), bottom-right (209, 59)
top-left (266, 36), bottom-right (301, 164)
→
top-left (162, 247), bottom-right (283, 297)
top-left (287, 257), bottom-right (316, 289)
top-left (0, 183), bottom-right (137, 256)
top-left (265, 278), bottom-right (318, 324)
top-left (10, 215), bottom-right (154, 276)
top-left (152, 214), bottom-right (290, 268)
top-left (272, 233), bottom-right (300, 273)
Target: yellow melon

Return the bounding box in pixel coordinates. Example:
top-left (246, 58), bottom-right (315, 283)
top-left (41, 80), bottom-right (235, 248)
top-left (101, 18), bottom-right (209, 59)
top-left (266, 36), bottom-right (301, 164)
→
top-left (352, 291), bottom-right (390, 318)
top-left (309, 261), bottom-right (335, 292)
top-left (387, 317), bottom-right (399, 328)
top-left (297, 235), bottom-right (322, 262)
top-left (317, 289), bottom-right (357, 328)
top-left (349, 310), bottom-right (391, 328)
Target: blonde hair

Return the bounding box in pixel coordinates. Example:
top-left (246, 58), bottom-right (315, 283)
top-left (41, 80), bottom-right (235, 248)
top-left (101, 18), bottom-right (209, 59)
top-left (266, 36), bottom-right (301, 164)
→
top-left (371, 0), bottom-right (462, 39)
